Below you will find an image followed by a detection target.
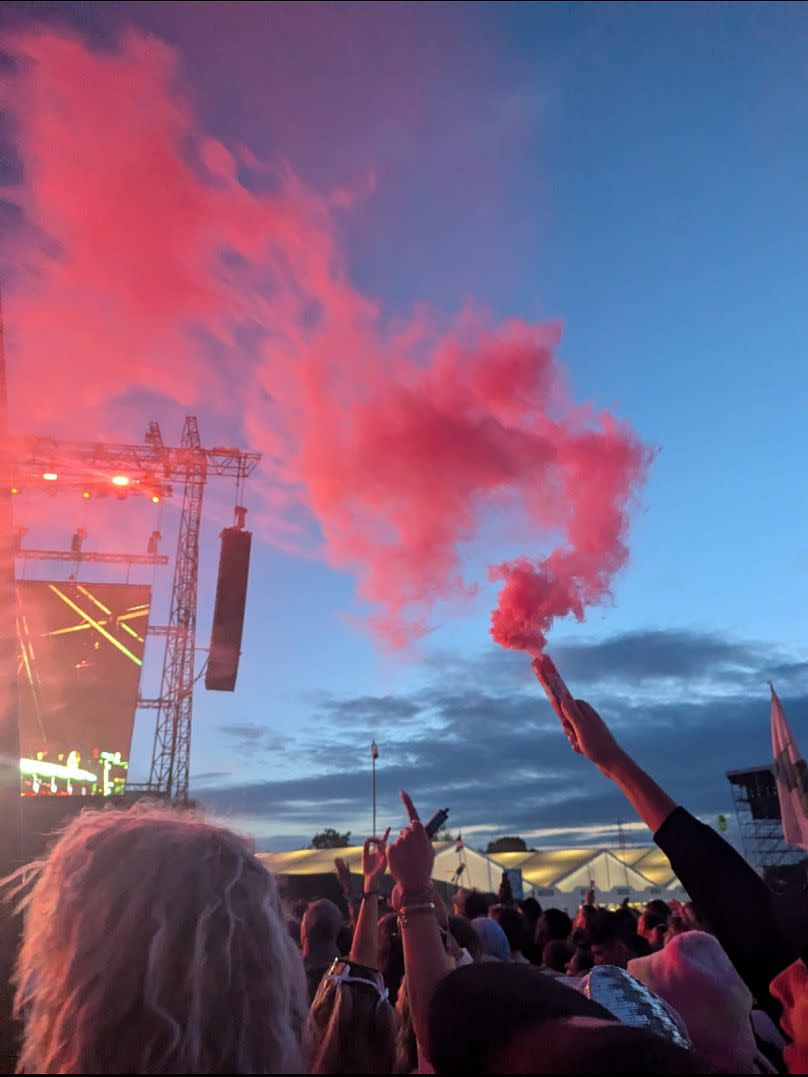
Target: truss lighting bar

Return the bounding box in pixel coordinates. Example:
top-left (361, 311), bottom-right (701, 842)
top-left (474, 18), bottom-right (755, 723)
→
top-left (14, 549), bottom-right (169, 566)
top-left (15, 434), bottom-right (260, 483)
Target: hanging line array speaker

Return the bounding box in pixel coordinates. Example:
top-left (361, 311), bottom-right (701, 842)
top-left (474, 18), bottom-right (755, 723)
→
top-left (205, 526), bottom-right (252, 692)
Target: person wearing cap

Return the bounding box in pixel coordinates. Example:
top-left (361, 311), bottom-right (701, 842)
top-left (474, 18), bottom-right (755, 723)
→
top-left (628, 930), bottom-right (762, 1073)
top-left (426, 962), bottom-right (704, 1074)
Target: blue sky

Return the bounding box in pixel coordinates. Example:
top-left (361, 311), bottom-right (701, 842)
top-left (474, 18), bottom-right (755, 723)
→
top-left (4, 1), bottom-right (808, 850)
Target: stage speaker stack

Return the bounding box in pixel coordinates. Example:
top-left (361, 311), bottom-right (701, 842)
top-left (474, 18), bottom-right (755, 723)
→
top-left (205, 526), bottom-right (252, 692)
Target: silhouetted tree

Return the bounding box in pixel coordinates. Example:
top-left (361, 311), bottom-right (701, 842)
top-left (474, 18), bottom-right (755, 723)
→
top-left (486, 835), bottom-right (528, 854)
top-left (311, 828), bottom-right (352, 849)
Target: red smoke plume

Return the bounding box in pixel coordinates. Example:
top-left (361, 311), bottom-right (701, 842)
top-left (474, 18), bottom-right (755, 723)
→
top-left (2, 28), bottom-right (650, 654)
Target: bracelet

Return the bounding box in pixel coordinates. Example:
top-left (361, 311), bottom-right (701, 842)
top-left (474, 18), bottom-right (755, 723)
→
top-left (362, 890), bottom-right (381, 900)
top-left (397, 901), bottom-right (436, 927)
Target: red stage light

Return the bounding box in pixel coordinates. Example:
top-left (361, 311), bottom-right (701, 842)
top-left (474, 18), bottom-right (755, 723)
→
top-left (111, 475), bottom-right (129, 487)
top-left (151, 494), bottom-right (160, 504)
top-left (42, 472), bottom-right (58, 482)
top-left (10, 487), bottom-right (18, 495)
top-left (82, 490), bottom-right (91, 499)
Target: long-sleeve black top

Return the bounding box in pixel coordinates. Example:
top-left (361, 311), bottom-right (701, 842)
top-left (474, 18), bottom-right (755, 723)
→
top-left (654, 806), bottom-right (798, 1021)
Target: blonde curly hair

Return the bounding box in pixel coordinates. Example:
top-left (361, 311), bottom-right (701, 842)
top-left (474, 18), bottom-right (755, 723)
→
top-left (8, 803), bottom-right (306, 1074)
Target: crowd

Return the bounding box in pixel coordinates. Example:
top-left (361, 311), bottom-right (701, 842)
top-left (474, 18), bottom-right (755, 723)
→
top-left (2, 696), bottom-right (806, 1074)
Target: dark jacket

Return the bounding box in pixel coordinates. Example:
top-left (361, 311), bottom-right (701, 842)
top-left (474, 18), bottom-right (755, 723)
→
top-left (654, 806), bottom-right (798, 1021)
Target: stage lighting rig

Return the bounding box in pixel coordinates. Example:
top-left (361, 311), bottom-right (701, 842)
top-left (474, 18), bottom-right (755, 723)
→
top-left (12, 418), bottom-right (261, 800)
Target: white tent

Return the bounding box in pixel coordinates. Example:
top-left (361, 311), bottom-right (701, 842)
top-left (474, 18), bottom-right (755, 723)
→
top-left (489, 847), bottom-right (687, 912)
top-left (259, 841), bottom-right (687, 912)
top-left (259, 840), bottom-right (501, 894)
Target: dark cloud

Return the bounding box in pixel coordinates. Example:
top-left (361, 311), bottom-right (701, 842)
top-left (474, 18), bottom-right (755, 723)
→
top-left (198, 629), bottom-right (808, 847)
top-left (319, 695), bottom-right (421, 726)
top-left (191, 770), bottom-right (232, 783)
top-left (217, 723), bottom-right (289, 755)
top-left (556, 630), bottom-right (759, 683)
top-left (554, 630), bottom-right (808, 696)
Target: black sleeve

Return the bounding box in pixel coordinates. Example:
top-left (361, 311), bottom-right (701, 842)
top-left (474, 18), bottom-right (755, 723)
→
top-left (654, 806), bottom-right (797, 1020)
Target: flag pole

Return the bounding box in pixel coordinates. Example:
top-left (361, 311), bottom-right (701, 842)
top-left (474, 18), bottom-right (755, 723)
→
top-left (371, 740), bottom-right (378, 838)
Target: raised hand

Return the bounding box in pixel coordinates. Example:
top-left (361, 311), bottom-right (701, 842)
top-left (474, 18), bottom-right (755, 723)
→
top-left (559, 698), bottom-right (624, 773)
top-left (362, 827), bottom-right (391, 891)
top-left (388, 790), bottom-right (435, 897)
top-left (334, 856), bottom-right (352, 897)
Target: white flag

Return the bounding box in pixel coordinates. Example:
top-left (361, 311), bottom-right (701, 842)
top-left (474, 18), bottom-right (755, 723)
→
top-left (770, 684), bottom-right (808, 851)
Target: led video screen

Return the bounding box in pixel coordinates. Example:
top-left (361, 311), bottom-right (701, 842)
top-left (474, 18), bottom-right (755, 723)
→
top-left (17, 581), bottom-right (150, 783)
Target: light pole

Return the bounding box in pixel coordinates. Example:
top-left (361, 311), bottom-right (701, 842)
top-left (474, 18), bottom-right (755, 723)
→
top-left (371, 740), bottom-right (379, 837)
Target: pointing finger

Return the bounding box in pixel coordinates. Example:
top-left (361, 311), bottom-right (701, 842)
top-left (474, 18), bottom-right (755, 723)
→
top-left (400, 790), bottom-right (420, 824)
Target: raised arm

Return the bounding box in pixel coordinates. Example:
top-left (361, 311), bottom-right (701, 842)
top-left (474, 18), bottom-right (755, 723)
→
top-left (349, 829), bottom-right (390, 968)
top-left (555, 696), bottom-right (677, 833)
top-left (388, 792), bottom-right (452, 1063)
top-left (551, 689), bottom-right (797, 1017)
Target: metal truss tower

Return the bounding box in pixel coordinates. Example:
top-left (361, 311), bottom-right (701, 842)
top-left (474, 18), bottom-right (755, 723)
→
top-left (13, 419), bottom-right (260, 800)
top-left (147, 417), bottom-right (204, 800)
top-left (727, 766), bottom-right (805, 874)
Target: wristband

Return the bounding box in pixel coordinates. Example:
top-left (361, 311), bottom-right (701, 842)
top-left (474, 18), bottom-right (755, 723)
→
top-left (362, 890), bottom-right (381, 900)
top-left (397, 901), bottom-right (436, 927)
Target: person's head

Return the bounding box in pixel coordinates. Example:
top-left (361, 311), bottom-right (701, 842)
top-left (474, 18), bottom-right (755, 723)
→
top-left (577, 965), bottom-right (690, 1051)
top-left (589, 911), bottom-right (637, 968)
top-left (629, 930), bottom-right (758, 1073)
top-left (291, 897), bottom-right (310, 922)
top-left (542, 940), bottom-right (574, 974)
top-left (638, 899), bottom-right (670, 951)
top-left (11, 805), bottom-right (306, 1074)
top-left (535, 908), bottom-right (573, 951)
top-left (571, 902), bottom-right (600, 944)
top-left (664, 914), bottom-right (690, 945)
top-left (771, 957), bottom-right (808, 1076)
top-left (520, 896), bottom-right (543, 926)
top-left (565, 946), bottom-right (594, 977)
top-left (490, 905), bottom-right (527, 957)
top-left (426, 962), bottom-right (616, 1073)
top-left (493, 1017), bottom-right (707, 1073)
top-left (455, 888), bottom-right (489, 920)
top-left (302, 898), bottom-right (343, 959)
top-left (472, 916), bottom-right (510, 962)
top-left (449, 914), bottom-right (481, 963)
top-left (306, 958), bottom-right (397, 1074)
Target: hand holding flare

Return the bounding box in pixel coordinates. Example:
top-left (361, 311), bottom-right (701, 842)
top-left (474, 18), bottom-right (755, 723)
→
top-left (532, 653), bottom-right (623, 772)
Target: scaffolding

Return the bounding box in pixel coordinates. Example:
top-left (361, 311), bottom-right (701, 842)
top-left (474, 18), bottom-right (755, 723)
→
top-left (13, 418), bottom-right (260, 800)
top-left (727, 766), bottom-right (805, 874)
